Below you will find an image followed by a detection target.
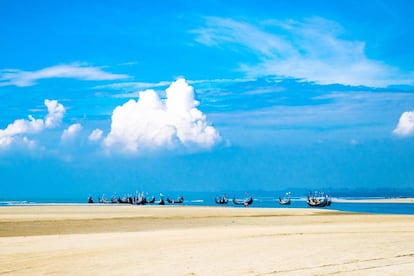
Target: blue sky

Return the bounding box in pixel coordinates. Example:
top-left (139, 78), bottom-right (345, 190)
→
top-left (1, 0), bottom-right (414, 199)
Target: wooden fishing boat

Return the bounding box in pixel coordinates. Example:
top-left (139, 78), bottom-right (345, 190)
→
top-left (98, 194), bottom-right (117, 204)
top-left (279, 197), bottom-right (291, 205)
top-left (307, 195), bottom-right (329, 207)
top-left (147, 196), bottom-right (156, 204)
top-left (117, 196), bottom-right (133, 204)
top-left (233, 196), bottom-right (253, 207)
top-left (279, 192), bottom-right (291, 205)
top-left (87, 196), bottom-right (94, 204)
top-left (167, 196), bottom-right (184, 204)
top-left (215, 195), bottom-right (229, 204)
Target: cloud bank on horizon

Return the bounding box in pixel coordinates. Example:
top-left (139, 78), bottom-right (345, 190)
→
top-left (194, 17), bottom-right (414, 87)
top-left (103, 78), bottom-right (222, 154)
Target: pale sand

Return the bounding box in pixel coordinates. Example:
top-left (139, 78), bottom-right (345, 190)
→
top-left (1, 206), bottom-right (414, 275)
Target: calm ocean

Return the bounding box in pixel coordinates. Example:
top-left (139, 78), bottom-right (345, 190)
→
top-left (1, 192), bottom-right (413, 215)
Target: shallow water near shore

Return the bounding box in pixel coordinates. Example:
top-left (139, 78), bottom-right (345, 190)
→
top-left (1, 194), bottom-right (413, 215)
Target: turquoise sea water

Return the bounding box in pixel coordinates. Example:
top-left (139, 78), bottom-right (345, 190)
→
top-left (1, 193), bottom-right (413, 215)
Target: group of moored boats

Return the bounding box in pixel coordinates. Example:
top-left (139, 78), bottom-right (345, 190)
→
top-left (87, 191), bottom-right (332, 208)
top-left (278, 191), bottom-right (332, 207)
top-left (216, 191), bottom-right (332, 208)
top-left (215, 194), bottom-right (254, 207)
top-left (88, 193), bottom-right (184, 205)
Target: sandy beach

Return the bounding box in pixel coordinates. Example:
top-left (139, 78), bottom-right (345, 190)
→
top-left (1, 205), bottom-right (414, 275)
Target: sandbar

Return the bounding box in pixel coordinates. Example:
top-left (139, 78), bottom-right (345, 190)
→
top-left (1, 205), bottom-right (414, 275)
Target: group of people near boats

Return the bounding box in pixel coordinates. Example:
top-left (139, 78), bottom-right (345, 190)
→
top-left (88, 192), bottom-right (184, 206)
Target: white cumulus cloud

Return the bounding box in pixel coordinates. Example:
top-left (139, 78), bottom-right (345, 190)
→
top-left (0, 63), bottom-right (129, 87)
top-left (45, 99), bottom-right (66, 128)
top-left (0, 100), bottom-right (65, 148)
top-left (103, 78), bottom-right (222, 154)
top-left (61, 123), bottom-right (82, 141)
top-left (393, 111), bottom-right (414, 137)
top-left (22, 136), bottom-right (37, 149)
top-left (88, 128), bottom-right (103, 141)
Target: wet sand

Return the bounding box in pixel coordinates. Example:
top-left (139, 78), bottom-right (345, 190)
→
top-left (1, 205), bottom-right (414, 275)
